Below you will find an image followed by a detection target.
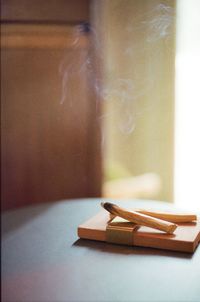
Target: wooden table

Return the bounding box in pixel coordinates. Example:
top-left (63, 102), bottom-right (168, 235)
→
top-left (2, 199), bottom-right (200, 302)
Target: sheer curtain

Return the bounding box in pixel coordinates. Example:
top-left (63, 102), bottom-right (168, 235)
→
top-left (175, 0), bottom-right (200, 210)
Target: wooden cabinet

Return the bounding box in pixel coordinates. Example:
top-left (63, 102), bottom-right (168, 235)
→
top-left (1, 0), bottom-right (102, 210)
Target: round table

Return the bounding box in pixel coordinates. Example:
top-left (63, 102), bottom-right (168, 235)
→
top-left (2, 199), bottom-right (200, 302)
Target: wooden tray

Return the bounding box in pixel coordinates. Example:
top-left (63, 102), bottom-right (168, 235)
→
top-left (78, 210), bottom-right (200, 253)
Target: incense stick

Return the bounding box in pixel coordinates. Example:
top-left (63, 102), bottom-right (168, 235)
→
top-left (101, 202), bottom-right (177, 234)
top-left (135, 209), bottom-right (197, 223)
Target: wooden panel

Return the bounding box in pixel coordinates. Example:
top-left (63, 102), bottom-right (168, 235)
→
top-left (1, 0), bottom-right (90, 23)
top-left (1, 24), bottom-right (102, 210)
top-left (1, 24), bottom-right (88, 49)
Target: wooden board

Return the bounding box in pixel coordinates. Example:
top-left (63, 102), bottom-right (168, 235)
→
top-left (78, 210), bottom-right (200, 253)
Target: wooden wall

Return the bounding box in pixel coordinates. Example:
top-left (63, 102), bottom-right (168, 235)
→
top-left (1, 0), bottom-right (102, 210)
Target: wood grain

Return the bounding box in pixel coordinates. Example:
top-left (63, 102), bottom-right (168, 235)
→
top-left (1, 0), bottom-right (90, 23)
top-left (101, 202), bottom-right (177, 234)
top-left (136, 209), bottom-right (197, 223)
top-left (1, 22), bottom-right (102, 210)
top-left (1, 24), bottom-right (88, 49)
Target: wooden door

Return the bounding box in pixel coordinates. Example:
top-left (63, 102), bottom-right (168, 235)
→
top-left (1, 1), bottom-right (102, 210)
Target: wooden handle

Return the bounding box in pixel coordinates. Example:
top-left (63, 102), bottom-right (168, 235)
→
top-left (135, 209), bottom-right (197, 223)
top-left (101, 202), bottom-right (177, 234)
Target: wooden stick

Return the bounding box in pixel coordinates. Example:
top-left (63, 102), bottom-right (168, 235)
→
top-left (101, 202), bottom-right (177, 234)
top-left (135, 209), bottom-right (197, 223)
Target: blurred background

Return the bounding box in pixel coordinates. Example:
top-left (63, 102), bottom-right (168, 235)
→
top-left (1, 0), bottom-right (200, 211)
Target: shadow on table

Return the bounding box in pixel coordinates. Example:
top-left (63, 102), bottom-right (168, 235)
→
top-left (1, 204), bottom-right (53, 236)
top-left (73, 238), bottom-right (194, 259)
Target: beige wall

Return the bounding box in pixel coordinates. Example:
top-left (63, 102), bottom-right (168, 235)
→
top-left (99, 0), bottom-right (175, 201)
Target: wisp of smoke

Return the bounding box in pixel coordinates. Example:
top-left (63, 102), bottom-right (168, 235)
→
top-left (59, 3), bottom-right (174, 135)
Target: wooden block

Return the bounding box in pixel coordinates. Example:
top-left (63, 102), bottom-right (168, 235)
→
top-left (78, 210), bottom-right (200, 253)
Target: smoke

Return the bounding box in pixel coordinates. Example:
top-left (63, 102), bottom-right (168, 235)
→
top-left (125, 4), bottom-right (174, 37)
top-left (59, 3), bottom-right (175, 135)
top-left (144, 4), bottom-right (174, 42)
top-left (59, 24), bottom-right (90, 105)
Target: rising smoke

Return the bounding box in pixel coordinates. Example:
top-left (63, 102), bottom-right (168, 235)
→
top-left (59, 3), bottom-right (175, 136)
